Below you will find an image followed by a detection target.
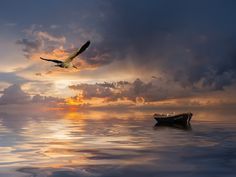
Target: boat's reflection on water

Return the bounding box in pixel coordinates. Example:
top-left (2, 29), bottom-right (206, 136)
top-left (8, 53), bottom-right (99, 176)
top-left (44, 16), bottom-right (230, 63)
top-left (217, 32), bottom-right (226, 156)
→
top-left (154, 123), bottom-right (192, 131)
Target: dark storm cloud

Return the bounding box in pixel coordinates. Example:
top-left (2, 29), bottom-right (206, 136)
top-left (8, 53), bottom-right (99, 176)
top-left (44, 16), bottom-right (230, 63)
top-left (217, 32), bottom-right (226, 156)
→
top-left (97, 0), bottom-right (236, 90)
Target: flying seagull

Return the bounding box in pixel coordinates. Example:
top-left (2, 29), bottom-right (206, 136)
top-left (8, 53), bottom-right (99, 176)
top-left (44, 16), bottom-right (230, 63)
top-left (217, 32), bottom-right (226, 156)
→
top-left (40, 41), bottom-right (90, 69)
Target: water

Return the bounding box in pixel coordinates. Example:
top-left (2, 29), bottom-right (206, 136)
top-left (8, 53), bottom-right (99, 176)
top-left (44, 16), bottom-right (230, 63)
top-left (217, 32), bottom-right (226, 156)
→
top-left (0, 108), bottom-right (236, 177)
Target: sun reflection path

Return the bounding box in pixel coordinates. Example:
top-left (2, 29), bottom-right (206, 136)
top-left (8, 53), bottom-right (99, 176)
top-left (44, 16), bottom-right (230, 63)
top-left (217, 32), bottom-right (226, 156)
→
top-left (1, 109), bottom-right (236, 174)
top-left (0, 110), bottom-right (156, 169)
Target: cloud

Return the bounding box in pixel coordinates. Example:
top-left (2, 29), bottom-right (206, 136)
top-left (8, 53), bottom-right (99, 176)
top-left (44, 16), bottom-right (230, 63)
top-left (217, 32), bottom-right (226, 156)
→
top-left (32, 94), bottom-right (63, 104)
top-left (0, 72), bottom-right (30, 84)
top-left (87, 0), bottom-right (236, 91)
top-left (68, 78), bottom-right (192, 103)
top-left (36, 31), bottom-right (66, 43)
top-left (16, 38), bottom-right (42, 59)
top-left (16, 25), bottom-right (111, 71)
top-left (0, 84), bottom-right (30, 104)
top-left (16, 27), bottom-right (66, 60)
top-left (11, 1), bottom-right (236, 94)
top-left (0, 84), bottom-right (63, 105)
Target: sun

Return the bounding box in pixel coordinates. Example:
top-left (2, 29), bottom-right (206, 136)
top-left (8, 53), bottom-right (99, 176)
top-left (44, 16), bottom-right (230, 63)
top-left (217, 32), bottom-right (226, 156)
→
top-left (65, 94), bottom-right (84, 106)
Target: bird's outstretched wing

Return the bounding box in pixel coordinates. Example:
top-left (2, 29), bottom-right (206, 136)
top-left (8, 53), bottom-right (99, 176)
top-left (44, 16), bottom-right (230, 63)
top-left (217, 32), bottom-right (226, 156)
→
top-left (64, 41), bottom-right (90, 63)
top-left (40, 57), bottom-right (63, 64)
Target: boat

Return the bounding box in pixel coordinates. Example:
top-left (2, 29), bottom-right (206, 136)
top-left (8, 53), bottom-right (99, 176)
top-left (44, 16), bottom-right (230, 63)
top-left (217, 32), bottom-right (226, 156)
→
top-left (153, 112), bottom-right (192, 125)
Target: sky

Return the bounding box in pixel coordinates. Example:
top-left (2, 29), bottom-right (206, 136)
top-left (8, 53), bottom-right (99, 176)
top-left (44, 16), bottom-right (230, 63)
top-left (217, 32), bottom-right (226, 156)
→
top-left (0, 0), bottom-right (236, 108)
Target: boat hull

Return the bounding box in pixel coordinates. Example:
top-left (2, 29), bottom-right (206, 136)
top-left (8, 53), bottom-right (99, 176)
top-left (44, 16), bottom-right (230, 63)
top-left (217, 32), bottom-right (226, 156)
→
top-left (154, 113), bottom-right (192, 126)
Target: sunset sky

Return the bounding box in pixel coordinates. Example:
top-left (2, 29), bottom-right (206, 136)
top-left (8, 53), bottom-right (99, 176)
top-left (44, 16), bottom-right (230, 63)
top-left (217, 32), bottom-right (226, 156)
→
top-left (0, 0), bottom-right (236, 108)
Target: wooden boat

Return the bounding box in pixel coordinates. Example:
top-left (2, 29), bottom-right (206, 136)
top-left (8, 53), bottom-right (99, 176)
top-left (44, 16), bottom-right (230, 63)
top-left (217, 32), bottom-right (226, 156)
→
top-left (154, 112), bottom-right (192, 125)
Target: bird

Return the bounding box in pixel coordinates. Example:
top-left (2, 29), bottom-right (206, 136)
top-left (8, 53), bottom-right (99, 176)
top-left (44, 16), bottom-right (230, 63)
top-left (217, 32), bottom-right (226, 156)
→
top-left (40, 41), bottom-right (90, 69)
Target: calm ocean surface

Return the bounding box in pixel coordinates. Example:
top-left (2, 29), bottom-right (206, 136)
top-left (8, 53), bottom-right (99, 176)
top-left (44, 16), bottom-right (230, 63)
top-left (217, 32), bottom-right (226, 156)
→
top-left (0, 108), bottom-right (235, 177)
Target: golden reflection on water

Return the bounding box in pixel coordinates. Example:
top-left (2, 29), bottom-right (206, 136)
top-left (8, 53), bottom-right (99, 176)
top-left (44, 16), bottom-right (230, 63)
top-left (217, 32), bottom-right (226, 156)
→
top-left (0, 110), bottom-right (154, 169)
top-left (0, 108), bottom-right (236, 172)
